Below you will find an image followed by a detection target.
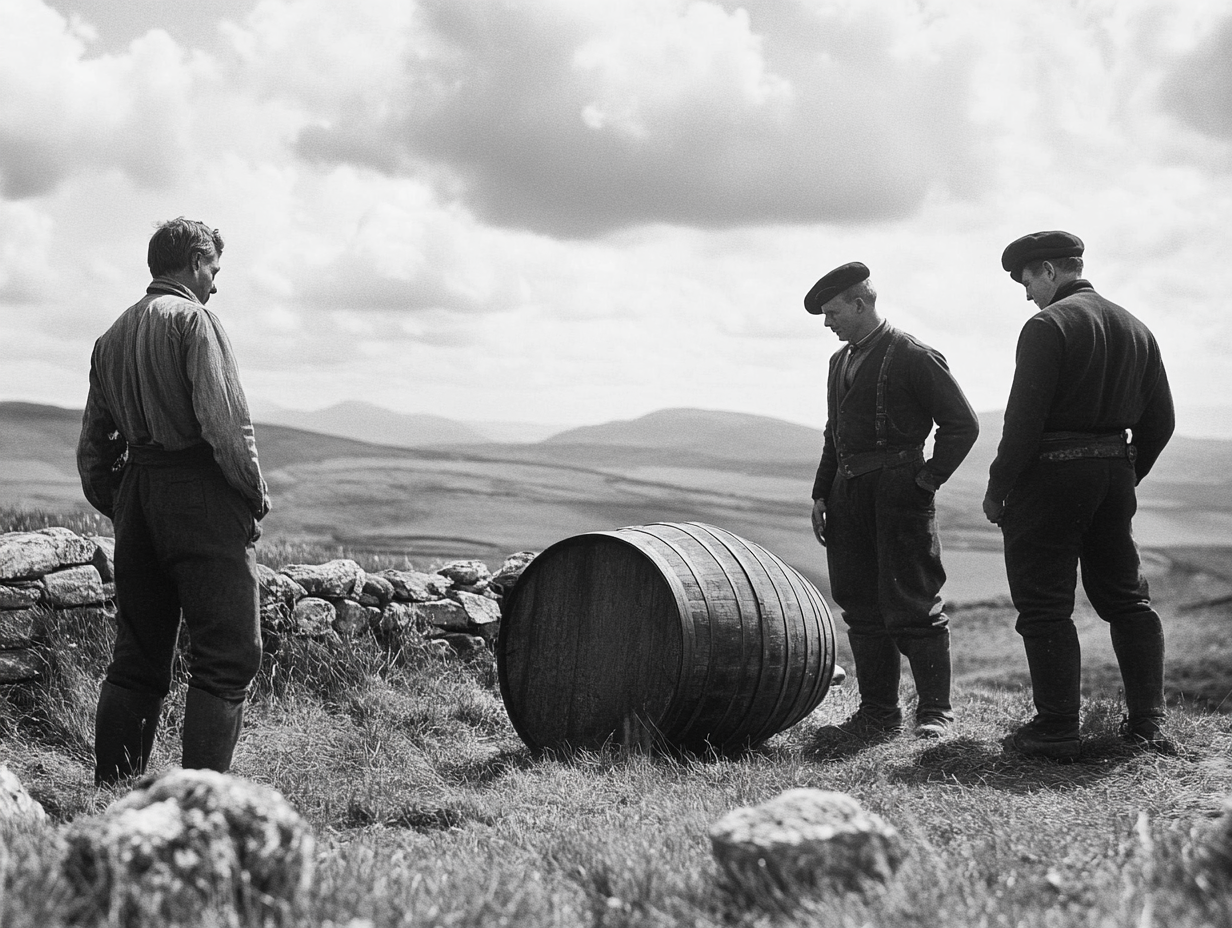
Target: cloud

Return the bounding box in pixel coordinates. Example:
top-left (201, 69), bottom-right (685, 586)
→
top-left (262, 0), bottom-right (986, 236)
top-left (1160, 14), bottom-right (1232, 139)
top-left (0, 0), bottom-right (203, 198)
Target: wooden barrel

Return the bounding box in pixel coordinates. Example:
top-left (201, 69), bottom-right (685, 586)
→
top-left (497, 521), bottom-right (836, 754)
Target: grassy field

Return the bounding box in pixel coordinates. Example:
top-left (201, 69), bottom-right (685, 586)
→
top-left (2, 509), bottom-right (1232, 927)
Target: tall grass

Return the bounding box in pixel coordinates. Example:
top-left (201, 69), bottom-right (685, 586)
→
top-left (3, 508), bottom-right (1232, 927)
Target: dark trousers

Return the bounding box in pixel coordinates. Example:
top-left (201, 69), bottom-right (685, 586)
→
top-left (108, 456), bottom-right (262, 702)
top-left (826, 462), bottom-right (949, 643)
top-left (1003, 458), bottom-right (1157, 635)
top-left (1001, 457), bottom-right (1165, 728)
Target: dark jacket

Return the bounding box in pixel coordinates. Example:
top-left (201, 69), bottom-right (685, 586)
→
top-left (987, 279), bottom-right (1174, 502)
top-left (813, 325), bottom-right (979, 501)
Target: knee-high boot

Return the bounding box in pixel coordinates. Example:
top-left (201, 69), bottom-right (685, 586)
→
top-left (900, 633), bottom-right (954, 727)
top-left (1110, 614), bottom-right (1166, 725)
top-left (847, 632), bottom-right (902, 714)
top-left (94, 681), bottom-right (163, 786)
top-left (182, 686), bottom-right (245, 773)
top-left (1021, 626), bottom-right (1082, 736)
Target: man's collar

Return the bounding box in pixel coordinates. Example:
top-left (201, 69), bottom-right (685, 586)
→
top-left (147, 276), bottom-right (202, 305)
top-left (1049, 278), bottom-right (1093, 305)
top-left (850, 319), bottom-right (889, 351)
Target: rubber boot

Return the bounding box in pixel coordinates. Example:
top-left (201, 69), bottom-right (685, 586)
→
top-left (1110, 615), bottom-right (1174, 753)
top-left (839, 632), bottom-right (903, 736)
top-left (94, 681), bottom-right (163, 786)
top-left (181, 686), bottom-right (245, 773)
top-left (1013, 628), bottom-right (1082, 759)
top-left (900, 633), bottom-right (954, 738)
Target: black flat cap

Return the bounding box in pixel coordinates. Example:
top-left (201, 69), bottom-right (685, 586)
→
top-left (804, 261), bottom-right (869, 314)
top-left (1001, 231), bottom-right (1084, 283)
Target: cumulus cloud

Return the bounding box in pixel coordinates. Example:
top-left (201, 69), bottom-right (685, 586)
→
top-left (1160, 14), bottom-right (1232, 139)
top-left (257, 0), bottom-right (986, 236)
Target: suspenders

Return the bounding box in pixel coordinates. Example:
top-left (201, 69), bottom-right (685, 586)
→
top-left (873, 330), bottom-right (902, 451)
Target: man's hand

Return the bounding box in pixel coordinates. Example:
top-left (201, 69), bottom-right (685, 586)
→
top-left (982, 491), bottom-right (1005, 525)
top-left (811, 498), bottom-right (827, 546)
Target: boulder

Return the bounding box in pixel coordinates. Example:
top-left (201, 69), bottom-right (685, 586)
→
top-left (280, 560), bottom-right (363, 599)
top-left (710, 788), bottom-right (905, 901)
top-left (380, 569), bottom-right (451, 603)
top-left (0, 582), bottom-right (41, 609)
top-left (0, 608), bottom-right (39, 648)
top-left (291, 597), bottom-right (336, 636)
top-left (333, 600), bottom-right (379, 638)
top-left (452, 590), bottom-right (501, 635)
top-left (436, 559), bottom-right (491, 586)
top-left (0, 765), bottom-right (47, 827)
top-left (61, 768), bottom-right (314, 926)
top-left (415, 599), bottom-right (469, 632)
top-left (258, 564), bottom-right (307, 608)
top-left (489, 551), bottom-right (537, 594)
top-left (41, 564), bottom-right (106, 607)
top-left (0, 532), bottom-right (66, 581)
top-left (1193, 794), bottom-right (1232, 883)
top-left (442, 633), bottom-right (488, 656)
top-left (0, 648), bottom-right (41, 683)
top-left (358, 573), bottom-right (395, 608)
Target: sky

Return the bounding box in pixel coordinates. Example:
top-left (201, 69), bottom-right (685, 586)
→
top-left (1, 0), bottom-right (1230, 437)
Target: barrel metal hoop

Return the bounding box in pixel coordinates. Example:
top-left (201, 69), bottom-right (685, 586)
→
top-left (665, 522), bottom-right (765, 746)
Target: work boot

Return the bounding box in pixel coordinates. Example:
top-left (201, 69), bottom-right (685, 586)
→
top-left (834, 633), bottom-right (904, 741)
top-left (1010, 716), bottom-right (1081, 761)
top-left (900, 633), bottom-right (954, 739)
top-left (1119, 716), bottom-right (1177, 755)
top-left (182, 686), bottom-right (246, 773)
top-left (1109, 615), bottom-right (1170, 752)
top-left (94, 681), bottom-right (163, 786)
top-left (1021, 627), bottom-right (1082, 734)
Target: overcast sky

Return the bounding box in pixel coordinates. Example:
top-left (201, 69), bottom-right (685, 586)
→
top-left (2, 0), bottom-right (1229, 436)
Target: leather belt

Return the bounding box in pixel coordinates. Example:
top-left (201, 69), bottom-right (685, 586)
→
top-left (126, 443), bottom-right (215, 467)
top-left (838, 446), bottom-right (924, 479)
top-left (1037, 431), bottom-right (1136, 464)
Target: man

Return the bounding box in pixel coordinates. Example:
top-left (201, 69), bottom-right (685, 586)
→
top-left (984, 231), bottom-right (1175, 760)
top-left (78, 217), bottom-right (270, 785)
top-left (807, 262), bottom-right (979, 739)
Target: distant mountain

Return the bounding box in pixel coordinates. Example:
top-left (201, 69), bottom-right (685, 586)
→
top-left (544, 408), bottom-right (824, 464)
top-left (251, 400), bottom-right (565, 446)
top-left (252, 400), bottom-right (487, 447)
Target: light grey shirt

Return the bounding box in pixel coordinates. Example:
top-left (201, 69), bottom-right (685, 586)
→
top-left (77, 277), bottom-right (269, 519)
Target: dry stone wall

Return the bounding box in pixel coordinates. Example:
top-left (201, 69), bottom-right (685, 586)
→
top-left (0, 527), bottom-right (537, 683)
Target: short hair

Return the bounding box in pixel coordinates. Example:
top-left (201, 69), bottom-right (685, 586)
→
top-left (842, 278), bottom-right (877, 307)
top-left (147, 217), bottom-right (224, 277)
top-left (1023, 255), bottom-right (1083, 279)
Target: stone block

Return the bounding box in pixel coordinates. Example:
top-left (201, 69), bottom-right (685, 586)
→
top-left (710, 788), bottom-right (905, 902)
top-left (0, 765), bottom-right (47, 827)
top-left (290, 597), bottom-right (336, 636)
top-left (41, 564), bottom-right (106, 607)
top-left (0, 609), bottom-right (39, 648)
top-left (380, 569), bottom-right (451, 603)
top-left (0, 648), bottom-right (41, 683)
top-left (490, 551), bottom-right (536, 594)
top-left (258, 564), bottom-right (306, 608)
top-left (62, 769), bottom-right (314, 926)
top-left (332, 599), bottom-right (379, 638)
top-left (280, 560), bottom-right (362, 599)
top-left (90, 535), bottom-right (116, 582)
top-left (358, 573), bottom-right (395, 607)
top-left (0, 582), bottom-right (41, 610)
top-left (452, 590), bottom-right (501, 634)
top-left (436, 559), bottom-right (491, 586)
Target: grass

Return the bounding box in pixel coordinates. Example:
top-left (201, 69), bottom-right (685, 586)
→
top-left (3, 509), bottom-right (1232, 927)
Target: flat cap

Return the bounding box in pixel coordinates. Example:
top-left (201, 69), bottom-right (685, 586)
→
top-left (1001, 231), bottom-right (1084, 283)
top-left (804, 262), bottom-right (869, 314)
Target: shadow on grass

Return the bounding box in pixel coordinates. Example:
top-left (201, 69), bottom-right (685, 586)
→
top-left (885, 732), bottom-right (1193, 792)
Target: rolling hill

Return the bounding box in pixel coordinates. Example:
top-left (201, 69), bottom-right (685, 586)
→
top-left (2, 402), bottom-right (1229, 602)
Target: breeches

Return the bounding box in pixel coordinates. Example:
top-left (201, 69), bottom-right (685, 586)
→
top-left (1001, 458), bottom-right (1155, 639)
top-left (108, 458), bottom-right (262, 701)
top-left (825, 463), bottom-right (947, 640)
